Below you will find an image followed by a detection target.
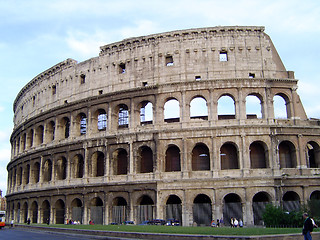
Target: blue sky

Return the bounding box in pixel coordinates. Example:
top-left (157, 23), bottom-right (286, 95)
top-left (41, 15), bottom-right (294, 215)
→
top-left (1, 0), bottom-right (320, 195)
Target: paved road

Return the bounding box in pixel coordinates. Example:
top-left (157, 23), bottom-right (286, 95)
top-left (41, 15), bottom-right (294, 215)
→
top-left (0, 227), bottom-right (136, 240)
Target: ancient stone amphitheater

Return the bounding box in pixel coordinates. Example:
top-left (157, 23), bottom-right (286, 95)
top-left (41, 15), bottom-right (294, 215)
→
top-left (6, 26), bottom-right (320, 226)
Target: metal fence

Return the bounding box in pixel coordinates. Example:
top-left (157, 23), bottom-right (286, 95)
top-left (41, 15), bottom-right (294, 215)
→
top-left (193, 203), bottom-right (212, 226)
top-left (112, 206), bottom-right (128, 224)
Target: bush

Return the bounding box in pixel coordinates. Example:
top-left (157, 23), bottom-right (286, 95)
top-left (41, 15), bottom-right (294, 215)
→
top-left (262, 204), bottom-right (303, 227)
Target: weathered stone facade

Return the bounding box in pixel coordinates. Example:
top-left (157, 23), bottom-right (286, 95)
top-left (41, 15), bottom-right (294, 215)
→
top-left (6, 26), bottom-right (320, 226)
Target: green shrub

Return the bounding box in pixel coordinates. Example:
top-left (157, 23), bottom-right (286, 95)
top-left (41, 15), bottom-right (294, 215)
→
top-left (262, 204), bottom-right (303, 227)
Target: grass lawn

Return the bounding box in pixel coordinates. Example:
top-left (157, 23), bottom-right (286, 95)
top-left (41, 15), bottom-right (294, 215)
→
top-left (22, 224), bottom-right (320, 236)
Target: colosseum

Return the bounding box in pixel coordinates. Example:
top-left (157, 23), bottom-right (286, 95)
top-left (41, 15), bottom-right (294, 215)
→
top-left (6, 26), bottom-right (320, 227)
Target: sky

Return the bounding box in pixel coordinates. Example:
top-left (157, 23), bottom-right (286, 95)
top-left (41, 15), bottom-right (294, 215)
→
top-left (1, 0), bottom-right (320, 195)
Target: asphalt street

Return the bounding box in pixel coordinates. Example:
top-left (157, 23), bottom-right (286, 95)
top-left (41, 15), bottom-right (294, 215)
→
top-left (0, 227), bottom-right (137, 240)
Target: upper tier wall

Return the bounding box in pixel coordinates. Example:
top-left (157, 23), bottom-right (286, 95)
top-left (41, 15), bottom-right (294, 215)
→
top-left (13, 26), bottom-right (290, 128)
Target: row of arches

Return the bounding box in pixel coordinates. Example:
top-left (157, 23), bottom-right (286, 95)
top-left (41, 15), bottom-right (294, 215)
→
top-left (8, 139), bottom-right (320, 190)
top-left (12, 92), bottom-right (291, 157)
top-left (8, 190), bottom-right (320, 226)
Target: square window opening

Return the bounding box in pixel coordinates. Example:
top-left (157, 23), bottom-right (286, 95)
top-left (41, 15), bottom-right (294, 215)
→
top-left (195, 76), bottom-right (201, 81)
top-left (143, 82), bottom-right (148, 86)
top-left (166, 56), bottom-right (174, 66)
top-left (80, 74), bottom-right (86, 84)
top-left (99, 90), bottom-right (103, 95)
top-left (219, 51), bottom-right (228, 62)
top-left (119, 63), bottom-right (126, 74)
top-left (52, 85), bottom-right (56, 95)
top-left (249, 73), bottom-right (255, 78)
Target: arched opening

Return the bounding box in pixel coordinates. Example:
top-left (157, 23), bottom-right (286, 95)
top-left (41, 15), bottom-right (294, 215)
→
top-left (41, 200), bottom-right (50, 224)
top-left (252, 192), bottom-right (271, 225)
top-left (118, 104), bottom-right (129, 128)
top-left (32, 162), bottom-right (40, 183)
top-left (137, 195), bottom-right (154, 224)
top-left (190, 96), bottom-right (208, 120)
top-left (21, 133), bottom-right (26, 151)
top-left (192, 143), bottom-right (210, 171)
top-left (56, 157), bottom-right (67, 180)
top-left (27, 129), bottom-right (34, 148)
top-left (165, 145), bottom-right (181, 172)
top-left (90, 197), bottom-right (103, 225)
top-left (112, 197), bottom-right (128, 224)
top-left (47, 121), bottom-right (55, 142)
top-left (113, 148), bottom-right (128, 175)
top-left (246, 94), bottom-right (262, 119)
top-left (164, 98), bottom-right (180, 123)
top-left (279, 141), bottom-right (297, 168)
top-left (91, 151), bottom-right (105, 177)
top-left (72, 154), bottom-right (84, 178)
top-left (306, 141), bottom-right (320, 168)
top-left (97, 109), bottom-right (107, 131)
top-left (310, 191), bottom-right (320, 218)
top-left (223, 193), bottom-right (243, 226)
top-left (17, 166), bottom-right (22, 186)
top-left (55, 199), bottom-right (65, 224)
top-left (31, 201), bottom-right (38, 223)
top-left (273, 94), bottom-right (290, 119)
top-left (79, 113), bottom-right (87, 135)
top-left (166, 195), bottom-right (182, 225)
top-left (42, 159), bottom-right (52, 182)
top-left (35, 125), bottom-right (44, 145)
top-left (250, 141), bottom-right (268, 168)
top-left (71, 198), bottom-right (83, 224)
top-left (283, 191), bottom-right (300, 212)
top-left (220, 143), bottom-right (239, 169)
top-left (22, 202), bottom-right (28, 223)
top-left (140, 101), bottom-right (153, 125)
top-left (138, 146), bottom-right (153, 173)
top-left (193, 194), bottom-right (212, 226)
top-left (24, 164), bottom-right (30, 184)
top-left (218, 95), bottom-right (235, 120)
top-left (17, 203), bottom-right (21, 223)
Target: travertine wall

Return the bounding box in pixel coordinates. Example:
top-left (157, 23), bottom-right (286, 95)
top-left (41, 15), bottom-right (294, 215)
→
top-left (7, 26), bottom-right (320, 226)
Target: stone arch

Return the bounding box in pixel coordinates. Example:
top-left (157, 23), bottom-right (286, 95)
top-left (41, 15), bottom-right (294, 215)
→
top-left (246, 93), bottom-right (263, 119)
top-left (192, 143), bottom-right (210, 171)
top-left (42, 159), bottom-right (52, 182)
top-left (252, 191), bottom-right (272, 225)
top-left (55, 199), bottom-right (65, 224)
top-left (309, 190), bottom-right (320, 218)
top-left (165, 145), bottom-right (181, 172)
top-left (91, 151), bottom-right (105, 177)
top-left (118, 104), bottom-right (129, 128)
top-left (74, 112), bottom-right (87, 136)
top-left (95, 108), bottom-right (107, 131)
top-left (223, 193), bottom-right (243, 226)
top-left (250, 141), bottom-right (268, 168)
top-left (24, 164), bottom-right (30, 184)
top-left (218, 94), bottom-right (235, 120)
top-left (112, 148), bottom-right (128, 175)
top-left (41, 200), bottom-right (50, 224)
top-left (35, 125), bottom-right (44, 145)
top-left (190, 96), bottom-right (208, 120)
top-left (111, 197), bottom-right (128, 224)
top-left (220, 142), bottom-right (239, 170)
top-left (22, 201), bottom-right (28, 223)
top-left (283, 191), bottom-right (300, 212)
top-left (60, 117), bottom-right (70, 139)
top-left (32, 161), bottom-right (40, 183)
top-left (136, 195), bottom-right (155, 224)
top-left (30, 201), bottom-right (38, 223)
top-left (21, 133), bottom-right (26, 151)
top-left (166, 195), bottom-right (182, 225)
top-left (193, 194), bottom-right (212, 226)
top-left (55, 156), bottom-right (67, 180)
top-left (164, 98), bottom-right (180, 122)
top-left (137, 146), bottom-right (153, 173)
top-left (71, 198), bottom-right (83, 223)
top-left (140, 101), bottom-right (153, 125)
top-left (278, 141), bottom-right (297, 168)
top-left (71, 154), bottom-right (84, 178)
top-left (17, 166), bottom-right (22, 186)
top-left (306, 141), bottom-right (320, 168)
top-left (90, 197), bottom-right (103, 225)
top-left (27, 128), bottom-right (34, 149)
top-left (273, 93), bottom-right (291, 119)
top-left (46, 120), bottom-right (55, 142)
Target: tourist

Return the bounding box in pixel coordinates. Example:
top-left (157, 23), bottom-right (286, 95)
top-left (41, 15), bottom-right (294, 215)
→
top-left (234, 218), bottom-right (239, 228)
top-left (302, 213), bottom-right (313, 240)
top-left (239, 219), bottom-right (243, 227)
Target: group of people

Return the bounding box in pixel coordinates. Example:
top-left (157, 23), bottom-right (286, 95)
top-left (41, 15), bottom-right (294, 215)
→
top-left (66, 219), bottom-right (81, 225)
top-left (230, 217), bottom-right (243, 228)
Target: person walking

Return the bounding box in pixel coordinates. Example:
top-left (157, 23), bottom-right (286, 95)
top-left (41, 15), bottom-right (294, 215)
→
top-left (302, 213), bottom-right (314, 240)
